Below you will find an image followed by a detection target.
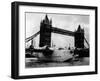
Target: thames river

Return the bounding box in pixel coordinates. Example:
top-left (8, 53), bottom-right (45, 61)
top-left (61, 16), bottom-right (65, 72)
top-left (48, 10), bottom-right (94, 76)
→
top-left (25, 57), bottom-right (89, 68)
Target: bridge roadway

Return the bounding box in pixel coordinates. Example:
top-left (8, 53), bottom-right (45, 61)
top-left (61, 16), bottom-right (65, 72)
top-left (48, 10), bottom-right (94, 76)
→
top-left (26, 26), bottom-right (75, 42)
top-left (52, 27), bottom-right (75, 36)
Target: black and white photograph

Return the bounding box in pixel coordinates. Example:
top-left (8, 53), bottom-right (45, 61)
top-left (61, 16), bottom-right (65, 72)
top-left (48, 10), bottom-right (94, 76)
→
top-left (11, 2), bottom-right (97, 79)
top-left (25, 13), bottom-right (90, 68)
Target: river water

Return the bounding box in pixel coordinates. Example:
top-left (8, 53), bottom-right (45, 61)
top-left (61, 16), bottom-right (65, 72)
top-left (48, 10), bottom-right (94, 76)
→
top-left (25, 57), bottom-right (89, 68)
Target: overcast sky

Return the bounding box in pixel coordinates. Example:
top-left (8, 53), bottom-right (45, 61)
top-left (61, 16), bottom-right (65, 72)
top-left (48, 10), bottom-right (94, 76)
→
top-left (26, 12), bottom-right (89, 48)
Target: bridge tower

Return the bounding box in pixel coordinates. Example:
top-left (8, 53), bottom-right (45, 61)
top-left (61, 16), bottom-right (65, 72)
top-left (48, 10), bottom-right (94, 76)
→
top-left (39, 15), bottom-right (52, 47)
top-left (74, 25), bottom-right (84, 48)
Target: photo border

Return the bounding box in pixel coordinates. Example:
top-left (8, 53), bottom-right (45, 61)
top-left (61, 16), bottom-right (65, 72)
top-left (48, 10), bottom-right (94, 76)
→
top-left (11, 1), bottom-right (98, 79)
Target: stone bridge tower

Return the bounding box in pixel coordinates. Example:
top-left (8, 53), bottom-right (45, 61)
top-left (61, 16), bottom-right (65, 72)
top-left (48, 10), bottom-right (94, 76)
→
top-left (39, 15), bottom-right (52, 47)
top-left (74, 25), bottom-right (84, 48)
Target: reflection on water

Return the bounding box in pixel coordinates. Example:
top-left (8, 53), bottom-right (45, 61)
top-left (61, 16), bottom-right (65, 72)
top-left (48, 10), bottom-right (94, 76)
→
top-left (25, 57), bottom-right (89, 68)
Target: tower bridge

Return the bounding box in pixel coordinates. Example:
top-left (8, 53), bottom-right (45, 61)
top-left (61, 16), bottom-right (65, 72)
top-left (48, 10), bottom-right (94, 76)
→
top-left (26, 15), bottom-right (89, 49)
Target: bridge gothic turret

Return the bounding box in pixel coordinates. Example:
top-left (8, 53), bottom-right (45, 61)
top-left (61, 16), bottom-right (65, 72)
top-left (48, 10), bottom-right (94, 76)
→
top-left (39, 14), bottom-right (52, 47)
top-left (74, 25), bottom-right (84, 48)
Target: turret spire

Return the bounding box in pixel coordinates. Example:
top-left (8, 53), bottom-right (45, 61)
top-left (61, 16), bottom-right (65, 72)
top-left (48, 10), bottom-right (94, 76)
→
top-left (45, 14), bottom-right (49, 22)
top-left (77, 25), bottom-right (81, 31)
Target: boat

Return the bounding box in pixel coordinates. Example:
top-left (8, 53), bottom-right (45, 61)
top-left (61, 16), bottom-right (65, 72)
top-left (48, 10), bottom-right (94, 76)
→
top-left (32, 46), bottom-right (73, 62)
top-left (25, 39), bottom-right (73, 62)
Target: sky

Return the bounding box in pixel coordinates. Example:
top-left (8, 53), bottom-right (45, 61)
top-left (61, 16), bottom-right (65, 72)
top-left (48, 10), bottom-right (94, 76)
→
top-left (25, 12), bottom-right (89, 48)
